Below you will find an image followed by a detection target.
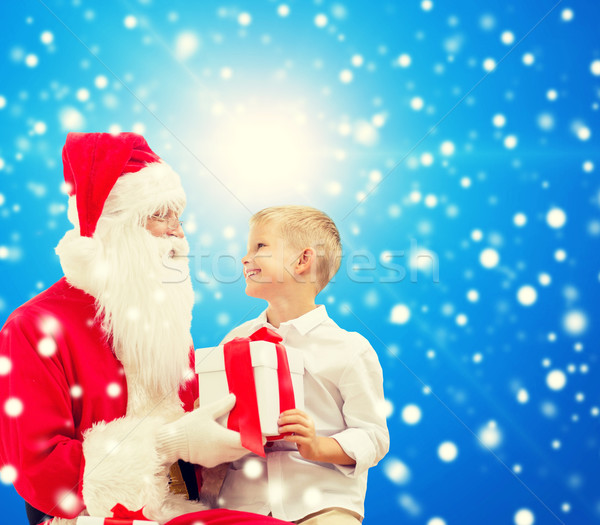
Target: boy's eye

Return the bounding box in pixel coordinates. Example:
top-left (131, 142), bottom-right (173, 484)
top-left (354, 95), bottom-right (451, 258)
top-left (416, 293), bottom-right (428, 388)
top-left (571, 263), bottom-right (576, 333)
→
top-left (257, 243), bottom-right (266, 249)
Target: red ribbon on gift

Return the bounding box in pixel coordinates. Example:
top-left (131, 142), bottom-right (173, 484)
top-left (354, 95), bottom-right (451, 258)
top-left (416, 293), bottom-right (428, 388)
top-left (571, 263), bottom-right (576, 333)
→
top-left (224, 327), bottom-right (296, 457)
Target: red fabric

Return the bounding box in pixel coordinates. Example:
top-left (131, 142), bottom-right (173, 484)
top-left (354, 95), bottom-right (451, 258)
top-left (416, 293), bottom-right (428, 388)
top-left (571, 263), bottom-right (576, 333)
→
top-left (110, 503), bottom-right (148, 520)
top-left (223, 328), bottom-right (296, 454)
top-left (62, 132), bottom-right (161, 237)
top-left (223, 338), bottom-right (263, 457)
top-left (0, 278), bottom-right (198, 519)
top-left (165, 509), bottom-right (291, 525)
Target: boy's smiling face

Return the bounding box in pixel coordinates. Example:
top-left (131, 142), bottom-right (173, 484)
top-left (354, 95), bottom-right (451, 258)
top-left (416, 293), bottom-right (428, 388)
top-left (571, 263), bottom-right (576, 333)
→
top-left (242, 222), bottom-right (299, 300)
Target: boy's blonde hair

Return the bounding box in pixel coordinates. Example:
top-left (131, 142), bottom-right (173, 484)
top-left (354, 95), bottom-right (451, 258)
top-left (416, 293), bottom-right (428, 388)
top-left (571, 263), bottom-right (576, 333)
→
top-left (250, 205), bottom-right (342, 292)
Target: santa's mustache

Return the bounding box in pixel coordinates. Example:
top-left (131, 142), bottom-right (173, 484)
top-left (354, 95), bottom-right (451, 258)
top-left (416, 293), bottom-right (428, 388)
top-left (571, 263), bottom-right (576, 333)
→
top-left (153, 234), bottom-right (191, 283)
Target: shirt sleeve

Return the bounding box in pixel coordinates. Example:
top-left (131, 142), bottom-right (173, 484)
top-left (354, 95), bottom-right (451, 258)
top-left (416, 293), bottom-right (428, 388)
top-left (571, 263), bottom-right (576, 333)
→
top-left (0, 315), bottom-right (86, 518)
top-left (329, 334), bottom-right (390, 478)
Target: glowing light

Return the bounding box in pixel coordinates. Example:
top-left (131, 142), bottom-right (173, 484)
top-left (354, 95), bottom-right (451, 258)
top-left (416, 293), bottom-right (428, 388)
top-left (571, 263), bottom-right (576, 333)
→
top-left (456, 314), bottom-right (468, 326)
top-left (25, 54), bottom-right (38, 67)
top-left (390, 304), bottom-right (411, 324)
top-left (4, 398), bottom-right (23, 417)
top-left (478, 421), bottom-right (502, 448)
top-left (71, 385), bottom-right (83, 398)
top-left (425, 194), bottom-right (438, 207)
top-left (107, 383), bottom-right (121, 397)
top-left (561, 8), bottom-right (574, 21)
top-left (238, 12), bottom-right (252, 26)
top-left (401, 404), bottom-right (422, 425)
top-left (440, 141), bottom-right (455, 156)
top-left (517, 389), bottom-right (529, 403)
top-left (124, 15), bottom-right (138, 29)
top-left (483, 58), bottom-right (496, 72)
top-left (411, 97), bottom-right (424, 110)
top-left (38, 337), bottom-right (57, 357)
top-left (546, 207), bottom-right (566, 228)
top-left (277, 5), bottom-right (290, 17)
top-left (562, 310), bottom-right (587, 336)
top-left (591, 60), bottom-right (600, 76)
top-left (538, 273), bottom-right (551, 286)
top-left (209, 107), bottom-right (325, 203)
top-left (514, 509), bottom-right (535, 525)
top-left (467, 289), bottom-right (479, 302)
top-left (398, 54), bottom-right (411, 67)
top-left (501, 31), bottom-right (515, 45)
top-left (303, 486), bottom-right (322, 506)
top-left (480, 248), bottom-right (499, 268)
top-left (384, 458), bottom-right (411, 484)
top-left (554, 249), bottom-right (566, 262)
top-left (420, 152), bottom-right (434, 166)
top-left (0, 465), bottom-right (17, 485)
top-left (546, 370), bottom-right (567, 391)
top-left (314, 14), bottom-right (328, 28)
top-left (41, 31), bottom-right (54, 44)
top-left (471, 229), bottom-right (483, 242)
top-left (438, 441), bottom-right (458, 462)
top-left (242, 458), bottom-right (263, 479)
top-left (175, 32), bottom-right (200, 60)
top-left (351, 54), bottom-right (364, 67)
top-left (513, 213), bottom-right (527, 226)
top-left (522, 53), bottom-right (535, 66)
top-left (504, 135), bottom-right (518, 149)
top-left (547, 89), bottom-right (558, 101)
top-left (492, 114), bottom-right (506, 127)
top-left (94, 75), bottom-right (108, 89)
top-left (0, 356), bottom-right (12, 375)
top-left (220, 67), bottom-right (233, 79)
top-left (517, 285), bottom-right (537, 306)
top-left (421, 1), bottom-right (433, 11)
top-left (427, 519), bottom-right (446, 525)
top-left (339, 69), bottom-right (353, 83)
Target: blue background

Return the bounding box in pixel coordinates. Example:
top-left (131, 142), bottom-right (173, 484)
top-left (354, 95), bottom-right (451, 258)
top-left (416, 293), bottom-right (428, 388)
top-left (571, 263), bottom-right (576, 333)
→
top-left (1, 1), bottom-right (599, 524)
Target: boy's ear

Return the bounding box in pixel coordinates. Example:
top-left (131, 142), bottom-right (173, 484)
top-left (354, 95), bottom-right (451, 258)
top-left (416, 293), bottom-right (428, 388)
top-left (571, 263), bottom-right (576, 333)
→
top-left (295, 247), bottom-right (316, 276)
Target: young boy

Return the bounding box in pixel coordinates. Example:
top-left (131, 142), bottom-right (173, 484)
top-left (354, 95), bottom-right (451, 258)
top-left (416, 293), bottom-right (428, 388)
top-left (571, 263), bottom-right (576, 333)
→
top-left (217, 206), bottom-right (389, 524)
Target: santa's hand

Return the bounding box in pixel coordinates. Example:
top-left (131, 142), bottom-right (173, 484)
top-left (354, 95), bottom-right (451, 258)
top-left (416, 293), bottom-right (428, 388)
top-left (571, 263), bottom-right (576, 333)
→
top-left (156, 393), bottom-right (249, 468)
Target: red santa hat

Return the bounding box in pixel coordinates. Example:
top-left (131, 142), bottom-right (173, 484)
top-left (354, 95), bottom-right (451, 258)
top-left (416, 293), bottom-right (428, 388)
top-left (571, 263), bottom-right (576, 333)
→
top-left (62, 132), bottom-right (185, 237)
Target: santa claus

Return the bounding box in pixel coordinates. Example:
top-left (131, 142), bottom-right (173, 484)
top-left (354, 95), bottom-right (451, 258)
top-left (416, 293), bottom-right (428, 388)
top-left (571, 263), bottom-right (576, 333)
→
top-left (0, 133), bottom-right (289, 525)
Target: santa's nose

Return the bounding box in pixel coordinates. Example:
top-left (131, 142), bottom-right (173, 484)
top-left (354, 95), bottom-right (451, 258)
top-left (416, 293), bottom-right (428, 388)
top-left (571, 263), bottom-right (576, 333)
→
top-left (169, 223), bottom-right (185, 239)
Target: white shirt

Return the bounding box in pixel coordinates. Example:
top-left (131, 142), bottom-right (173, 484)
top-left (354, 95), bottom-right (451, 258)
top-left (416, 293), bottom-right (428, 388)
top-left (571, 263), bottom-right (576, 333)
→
top-left (217, 305), bottom-right (390, 522)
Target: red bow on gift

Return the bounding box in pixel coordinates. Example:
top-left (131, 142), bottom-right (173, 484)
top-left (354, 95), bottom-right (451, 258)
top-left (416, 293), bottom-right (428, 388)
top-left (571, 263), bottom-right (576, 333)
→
top-left (110, 503), bottom-right (148, 520)
top-left (224, 327), bottom-right (296, 457)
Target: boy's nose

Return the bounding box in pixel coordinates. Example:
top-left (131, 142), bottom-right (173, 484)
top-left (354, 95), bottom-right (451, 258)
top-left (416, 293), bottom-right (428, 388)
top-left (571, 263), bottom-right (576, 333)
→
top-left (242, 253), bottom-right (250, 265)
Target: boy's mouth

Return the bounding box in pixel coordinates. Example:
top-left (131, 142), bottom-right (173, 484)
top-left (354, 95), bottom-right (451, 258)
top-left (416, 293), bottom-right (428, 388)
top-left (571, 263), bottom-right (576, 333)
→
top-left (245, 269), bottom-right (261, 278)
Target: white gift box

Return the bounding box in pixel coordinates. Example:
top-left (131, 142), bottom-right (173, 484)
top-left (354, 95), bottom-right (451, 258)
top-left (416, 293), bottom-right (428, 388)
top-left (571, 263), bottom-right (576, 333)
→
top-left (195, 341), bottom-right (304, 436)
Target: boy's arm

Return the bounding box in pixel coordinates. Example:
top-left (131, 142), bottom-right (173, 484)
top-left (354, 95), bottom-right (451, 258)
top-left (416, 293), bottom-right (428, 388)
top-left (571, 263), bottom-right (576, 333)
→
top-left (280, 334), bottom-right (389, 475)
top-left (327, 334), bottom-right (390, 477)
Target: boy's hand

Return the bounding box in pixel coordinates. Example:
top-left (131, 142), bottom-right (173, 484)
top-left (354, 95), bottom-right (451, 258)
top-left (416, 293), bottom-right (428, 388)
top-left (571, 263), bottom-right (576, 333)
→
top-left (278, 409), bottom-right (321, 461)
top-left (278, 409), bottom-right (357, 466)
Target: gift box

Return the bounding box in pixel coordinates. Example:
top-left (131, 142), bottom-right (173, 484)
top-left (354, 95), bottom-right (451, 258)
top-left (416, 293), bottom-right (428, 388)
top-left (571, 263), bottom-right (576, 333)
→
top-left (76, 518), bottom-right (158, 524)
top-left (195, 328), bottom-right (304, 456)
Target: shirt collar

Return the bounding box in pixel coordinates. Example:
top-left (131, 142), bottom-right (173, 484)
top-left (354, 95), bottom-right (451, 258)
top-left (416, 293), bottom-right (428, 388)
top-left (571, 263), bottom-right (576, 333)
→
top-left (252, 305), bottom-right (329, 336)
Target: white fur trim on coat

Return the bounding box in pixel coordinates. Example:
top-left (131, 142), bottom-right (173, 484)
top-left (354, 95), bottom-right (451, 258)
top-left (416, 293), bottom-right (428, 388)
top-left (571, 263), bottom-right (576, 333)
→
top-left (81, 415), bottom-right (207, 524)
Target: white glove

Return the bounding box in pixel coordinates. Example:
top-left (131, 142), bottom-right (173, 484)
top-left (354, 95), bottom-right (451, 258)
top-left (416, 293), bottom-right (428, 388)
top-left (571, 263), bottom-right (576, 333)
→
top-left (156, 393), bottom-right (249, 468)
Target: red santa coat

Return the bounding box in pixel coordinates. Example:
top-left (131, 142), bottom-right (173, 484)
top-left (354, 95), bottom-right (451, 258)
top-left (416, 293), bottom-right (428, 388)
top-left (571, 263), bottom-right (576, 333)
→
top-left (0, 279), bottom-right (286, 525)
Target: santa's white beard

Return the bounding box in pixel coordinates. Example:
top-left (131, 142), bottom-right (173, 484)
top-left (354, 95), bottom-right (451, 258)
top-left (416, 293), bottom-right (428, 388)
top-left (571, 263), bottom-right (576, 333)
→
top-left (58, 224), bottom-right (195, 406)
top-left (99, 228), bottom-right (194, 404)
